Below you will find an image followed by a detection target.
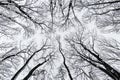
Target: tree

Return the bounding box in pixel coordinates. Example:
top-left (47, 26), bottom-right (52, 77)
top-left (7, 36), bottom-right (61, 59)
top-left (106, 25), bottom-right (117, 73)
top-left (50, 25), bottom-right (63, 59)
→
top-left (64, 29), bottom-right (120, 80)
top-left (0, 0), bottom-right (120, 80)
top-left (80, 0), bottom-right (120, 32)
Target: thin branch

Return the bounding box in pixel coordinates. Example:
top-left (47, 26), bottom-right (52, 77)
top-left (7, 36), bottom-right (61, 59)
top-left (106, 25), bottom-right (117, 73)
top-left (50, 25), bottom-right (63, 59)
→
top-left (11, 41), bottom-right (48, 80)
top-left (88, 0), bottom-right (120, 6)
top-left (57, 39), bottom-right (73, 80)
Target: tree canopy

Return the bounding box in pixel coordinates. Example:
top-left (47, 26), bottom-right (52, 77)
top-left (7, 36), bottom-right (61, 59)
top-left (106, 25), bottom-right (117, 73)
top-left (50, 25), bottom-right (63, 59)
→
top-left (0, 0), bottom-right (120, 80)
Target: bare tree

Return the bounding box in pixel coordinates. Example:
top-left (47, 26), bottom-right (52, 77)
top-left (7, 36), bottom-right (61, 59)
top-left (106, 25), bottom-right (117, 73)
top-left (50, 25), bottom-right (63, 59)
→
top-left (0, 0), bottom-right (120, 80)
top-left (78, 0), bottom-right (120, 32)
top-left (65, 30), bottom-right (120, 80)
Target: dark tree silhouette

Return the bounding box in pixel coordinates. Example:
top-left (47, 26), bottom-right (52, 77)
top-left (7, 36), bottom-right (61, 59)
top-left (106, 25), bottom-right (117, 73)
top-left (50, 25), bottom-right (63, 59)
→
top-left (65, 30), bottom-right (120, 80)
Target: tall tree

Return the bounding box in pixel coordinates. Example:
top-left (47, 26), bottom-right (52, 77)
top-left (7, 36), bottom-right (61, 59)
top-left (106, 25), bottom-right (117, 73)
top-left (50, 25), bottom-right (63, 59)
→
top-left (0, 0), bottom-right (120, 80)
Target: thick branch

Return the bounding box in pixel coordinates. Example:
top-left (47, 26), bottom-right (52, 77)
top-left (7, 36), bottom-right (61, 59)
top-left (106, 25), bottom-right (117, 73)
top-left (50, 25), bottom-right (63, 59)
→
top-left (11, 43), bottom-right (47, 80)
top-left (69, 40), bottom-right (120, 80)
top-left (79, 42), bottom-right (120, 80)
top-left (23, 59), bottom-right (49, 80)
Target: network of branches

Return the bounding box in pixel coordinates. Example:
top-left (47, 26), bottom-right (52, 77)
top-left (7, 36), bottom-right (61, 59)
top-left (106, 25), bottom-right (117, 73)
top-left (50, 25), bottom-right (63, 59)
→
top-left (0, 0), bottom-right (120, 80)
